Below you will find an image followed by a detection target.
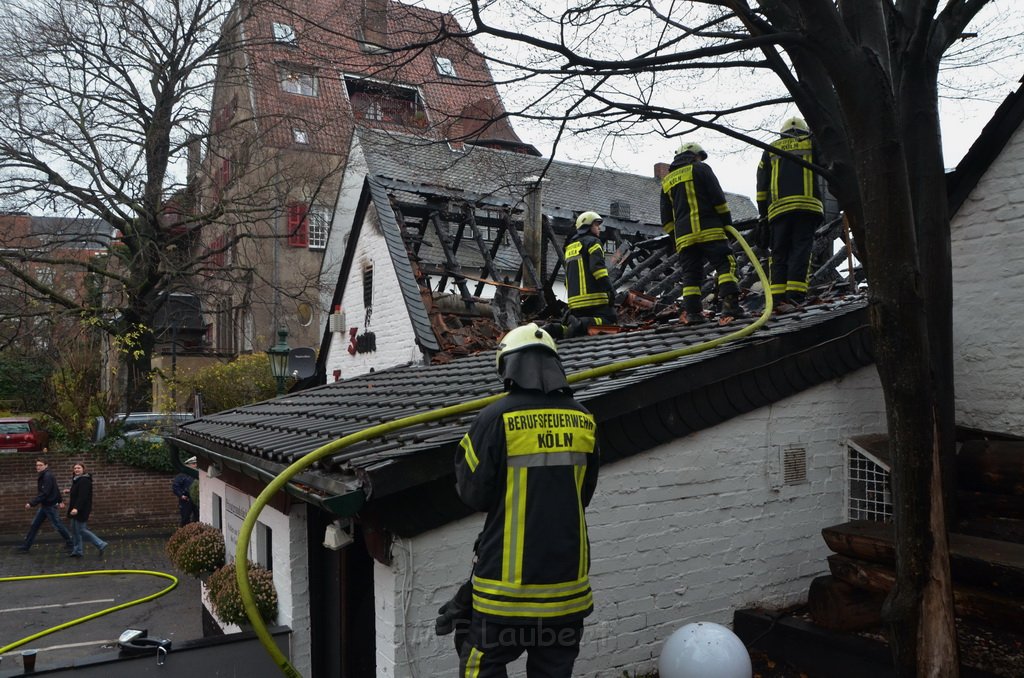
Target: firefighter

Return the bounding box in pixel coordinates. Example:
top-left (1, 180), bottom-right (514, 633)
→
top-left (546, 211), bottom-right (617, 339)
top-left (455, 322), bottom-right (599, 677)
top-left (660, 141), bottom-right (744, 325)
top-left (755, 116), bottom-right (824, 311)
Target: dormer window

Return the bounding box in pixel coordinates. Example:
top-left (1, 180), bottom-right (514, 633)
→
top-left (345, 77), bottom-right (425, 127)
top-left (272, 22), bottom-right (297, 45)
top-left (434, 56), bottom-right (457, 78)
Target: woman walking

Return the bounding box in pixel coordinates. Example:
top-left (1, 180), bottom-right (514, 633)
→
top-left (66, 462), bottom-right (108, 557)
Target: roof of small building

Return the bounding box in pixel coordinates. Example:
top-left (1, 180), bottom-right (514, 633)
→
top-left (175, 294), bottom-right (872, 536)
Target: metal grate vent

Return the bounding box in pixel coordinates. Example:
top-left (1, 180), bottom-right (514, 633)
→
top-left (847, 446), bottom-right (892, 522)
top-left (782, 446), bottom-right (807, 485)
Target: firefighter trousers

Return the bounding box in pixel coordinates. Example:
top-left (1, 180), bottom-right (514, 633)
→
top-left (459, 615), bottom-right (584, 678)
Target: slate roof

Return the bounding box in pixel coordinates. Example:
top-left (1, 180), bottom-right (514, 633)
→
top-left (357, 128), bottom-right (760, 228)
top-left (175, 294), bottom-right (873, 535)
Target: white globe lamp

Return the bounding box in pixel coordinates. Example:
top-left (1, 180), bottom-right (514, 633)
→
top-left (658, 621), bottom-right (752, 678)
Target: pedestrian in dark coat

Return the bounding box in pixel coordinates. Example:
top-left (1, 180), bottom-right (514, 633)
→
top-left (172, 457), bottom-right (199, 526)
top-left (67, 462), bottom-right (108, 557)
top-left (15, 457), bottom-right (73, 553)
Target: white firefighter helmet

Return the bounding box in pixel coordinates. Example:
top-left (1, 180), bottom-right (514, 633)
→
top-left (495, 323), bottom-right (558, 375)
top-left (675, 141), bottom-right (708, 160)
top-left (780, 116), bottom-right (810, 134)
top-left (575, 211), bottom-right (603, 230)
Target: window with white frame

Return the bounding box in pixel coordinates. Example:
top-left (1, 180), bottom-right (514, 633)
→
top-left (272, 22), bottom-right (297, 45)
top-left (279, 66), bottom-right (317, 96)
top-left (308, 206), bottom-right (330, 249)
top-left (434, 56), bottom-right (457, 78)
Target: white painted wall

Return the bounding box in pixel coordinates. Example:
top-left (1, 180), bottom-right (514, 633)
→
top-left (322, 202), bottom-right (423, 381)
top-left (951, 119), bottom-right (1024, 435)
top-left (372, 366), bottom-right (885, 677)
top-left (198, 474), bottom-right (312, 677)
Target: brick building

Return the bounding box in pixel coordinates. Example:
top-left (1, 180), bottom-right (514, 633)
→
top-left (191, 0), bottom-right (532, 361)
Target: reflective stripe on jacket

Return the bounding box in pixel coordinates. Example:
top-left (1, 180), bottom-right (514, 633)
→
top-left (755, 133), bottom-right (823, 221)
top-left (659, 156), bottom-right (732, 251)
top-left (455, 389), bottom-right (599, 623)
top-left (565, 232), bottom-right (612, 311)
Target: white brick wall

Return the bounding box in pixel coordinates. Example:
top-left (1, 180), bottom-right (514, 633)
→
top-left (952, 120), bottom-right (1024, 435)
top-left (323, 203), bottom-right (423, 381)
top-left (374, 366), bottom-right (885, 677)
top-left (198, 475), bottom-right (312, 677)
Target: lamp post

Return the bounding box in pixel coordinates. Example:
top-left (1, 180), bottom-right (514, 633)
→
top-left (267, 325), bottom-right (290, 397)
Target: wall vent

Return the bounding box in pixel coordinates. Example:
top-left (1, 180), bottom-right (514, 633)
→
top-left (781, 446), bottom-right (807, 485)
top-left (609, 200), bottom-right (631, 219)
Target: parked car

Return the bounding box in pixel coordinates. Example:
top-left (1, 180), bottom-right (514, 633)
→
top-left (94, 412), bottom-right (195, 446)
top-left (0, 417), bottom-right (50, 452)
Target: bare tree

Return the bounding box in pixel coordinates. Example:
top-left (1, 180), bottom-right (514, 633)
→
top-left (0, 0), bottom-right (341, 411)
top-left (397, 1), bottom-right (1023, 675)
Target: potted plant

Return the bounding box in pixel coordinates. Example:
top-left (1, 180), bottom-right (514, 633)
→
top-left (166, 522), bottom-right (226, 577)
top-left (206, 561), bottom-right (278, 627)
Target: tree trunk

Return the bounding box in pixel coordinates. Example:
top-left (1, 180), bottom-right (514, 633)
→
top-left (847, 93), bottom-right (959, 675)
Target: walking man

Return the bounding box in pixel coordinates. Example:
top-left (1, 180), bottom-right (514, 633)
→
top-left (66, 462), bottom-right (109, 557)
top-left (660, 141), bottom-right (745, 325)
top-left (455, 322), bottom-right (599, 676)
top-left (16, 458), bottom-right (73, 553)
top-left (755, 116), bottom-right (824, 311)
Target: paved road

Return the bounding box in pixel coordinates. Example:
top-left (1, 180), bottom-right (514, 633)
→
top-left (0, 531), bottom-right (202, 673)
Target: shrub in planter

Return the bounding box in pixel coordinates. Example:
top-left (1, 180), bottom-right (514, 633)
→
top-left (166, 522), bottom-right (225, 577)
top-left (207, 561), bottom-right (278, 626)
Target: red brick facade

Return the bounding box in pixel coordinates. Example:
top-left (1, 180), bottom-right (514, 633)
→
top-left (0, 452), bottom-right (180, 537)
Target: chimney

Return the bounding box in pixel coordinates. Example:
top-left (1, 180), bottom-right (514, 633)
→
top-left (361, 0), bottom-right (387, 48)
top-left (654, 163), bottom-right (670, 180)
top-left (521, 177), bottom-right (546, 295)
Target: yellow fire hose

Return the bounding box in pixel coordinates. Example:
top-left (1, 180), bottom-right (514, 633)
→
top-left (235, 226), bottom-right (772, 677)
top-left (0, 569), bottom-right (179, 656)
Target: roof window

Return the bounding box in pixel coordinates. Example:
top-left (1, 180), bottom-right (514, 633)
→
top-left (345, 77), bottom-right (425, 127)
top-left (279, 66), bottom-right (317, 97)
top-left (293, 128), bottom-right (308, 144)
top-left (272, 22), bottom-right (297, 46)
top-left (434, 56), bottom-right (457, 78)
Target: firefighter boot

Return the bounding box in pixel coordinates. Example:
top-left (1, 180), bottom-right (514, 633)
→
top-left (719, 294), bottom-right (746, 325)
top-left (679, 298), bottom-right (707, 326)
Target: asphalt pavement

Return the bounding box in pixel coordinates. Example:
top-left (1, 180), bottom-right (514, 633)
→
top-left (0, 530), bottom-right (203, 674)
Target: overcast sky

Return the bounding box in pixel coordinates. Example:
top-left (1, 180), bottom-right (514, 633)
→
top-left (420, 1), bottom-right (1024, 203)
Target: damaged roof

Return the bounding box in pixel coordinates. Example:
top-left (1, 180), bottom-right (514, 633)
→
top-left (321, 131), bottom-right (853, 366)
top-left (175, 294), bottom-right (873, 535)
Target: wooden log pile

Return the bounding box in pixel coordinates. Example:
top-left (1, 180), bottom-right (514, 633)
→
top-left (809, 439), bottom-right (1024, 633)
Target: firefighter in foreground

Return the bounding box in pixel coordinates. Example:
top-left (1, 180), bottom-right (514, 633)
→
top-left (544, 211), bottom-right (617, 339)
top-left (755, 116), bottom-right (824, 311)
top-left (660, 141), bottom-right (745, 325)
top-left (454, 322), bottom-right (599, 676)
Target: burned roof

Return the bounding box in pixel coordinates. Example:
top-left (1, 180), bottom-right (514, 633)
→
top-left (176, 294), bottom-right (873, 535)
top-left (322, 138), bottom-right (855, 366)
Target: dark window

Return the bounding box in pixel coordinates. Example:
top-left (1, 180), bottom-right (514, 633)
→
top-left (362, 264), bottom-right (373, 310)
top-left (345, 77), bottom-right (425, 127)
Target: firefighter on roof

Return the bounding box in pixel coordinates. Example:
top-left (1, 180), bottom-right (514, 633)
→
top-left (546, 211), bottom-right (617, 339)
top-left (660, 141), bottom-right (745, 325)
top-left (455, 322), bottom-right (599, 677)
top-left (755, 116), bottom-right (824, 311)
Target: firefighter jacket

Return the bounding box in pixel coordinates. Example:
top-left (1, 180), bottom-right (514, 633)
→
top-left (455, 388), bottom-right (600, 624)
top-left (565, 230), bottom-right (613, 312)
top-left (755, 132), bottom-right (824, 222)
top-left (660, 155), bottom-right (733, 252)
